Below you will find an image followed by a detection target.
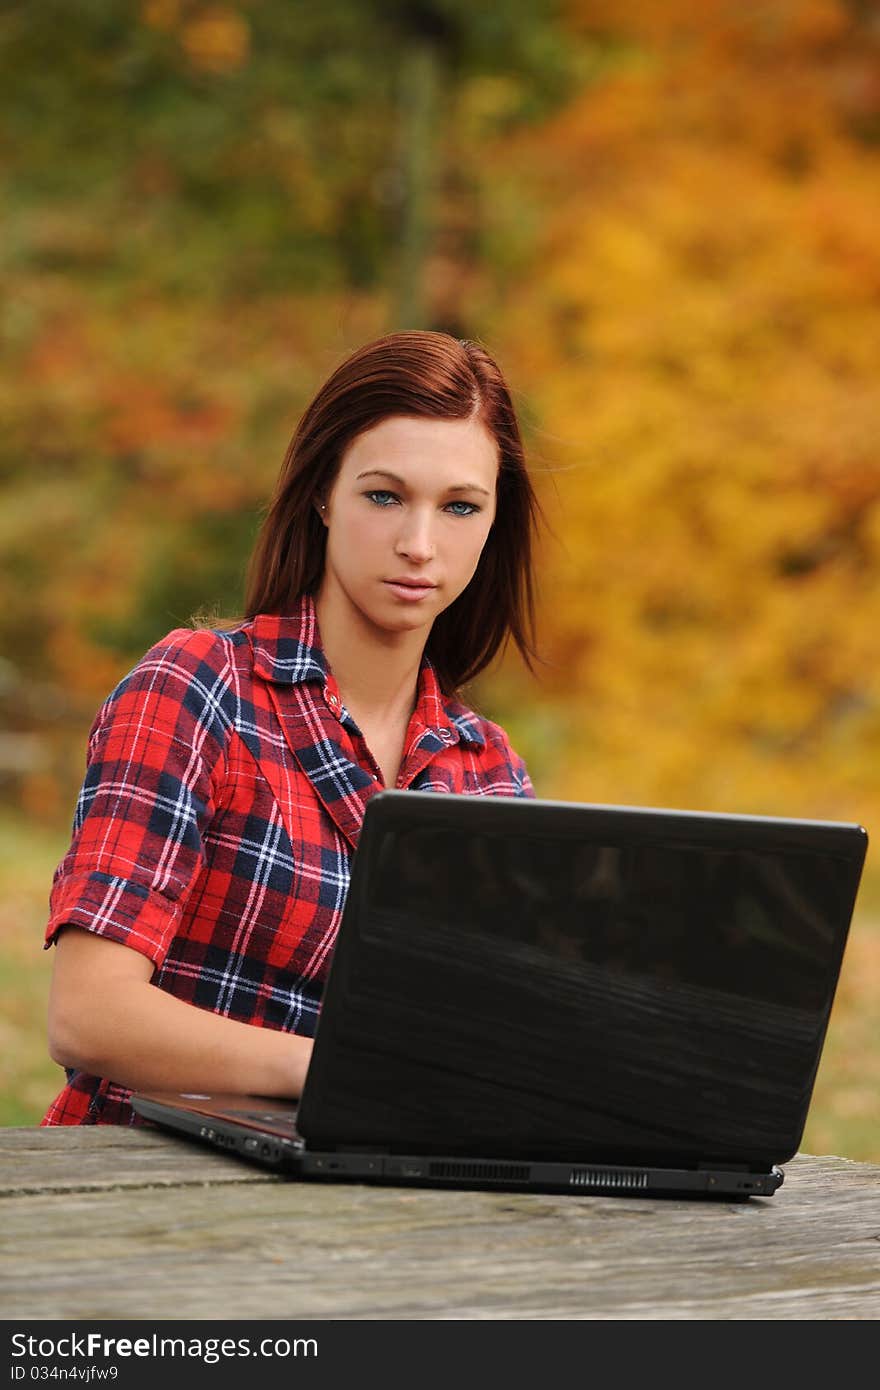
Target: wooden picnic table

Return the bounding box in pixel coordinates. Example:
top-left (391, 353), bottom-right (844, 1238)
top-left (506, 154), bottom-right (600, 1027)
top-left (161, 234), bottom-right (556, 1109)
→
top-left (2, 1127), bottom-right (879, 1321)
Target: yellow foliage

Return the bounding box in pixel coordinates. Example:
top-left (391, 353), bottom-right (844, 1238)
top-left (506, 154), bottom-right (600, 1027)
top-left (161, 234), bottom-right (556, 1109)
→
top-left (490, 0), bottom-right (880, 824)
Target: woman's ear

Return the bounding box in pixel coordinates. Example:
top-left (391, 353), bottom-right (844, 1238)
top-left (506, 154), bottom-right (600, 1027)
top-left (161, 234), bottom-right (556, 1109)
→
top-left (314, 497), bottom-right (328, 526)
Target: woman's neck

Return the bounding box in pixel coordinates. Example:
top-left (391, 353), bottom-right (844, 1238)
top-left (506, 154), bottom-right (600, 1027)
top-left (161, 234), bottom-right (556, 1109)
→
top-left (313, 586), bottom-right (426, 725)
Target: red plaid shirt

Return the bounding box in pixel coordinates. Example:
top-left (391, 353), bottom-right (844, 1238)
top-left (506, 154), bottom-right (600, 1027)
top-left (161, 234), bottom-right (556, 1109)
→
top-left (42, 591), bottom-right (534, 1124)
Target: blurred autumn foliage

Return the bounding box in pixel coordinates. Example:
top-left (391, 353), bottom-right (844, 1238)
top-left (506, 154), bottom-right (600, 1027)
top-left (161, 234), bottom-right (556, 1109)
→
top-left (2, 0), bottom-right (880, 838)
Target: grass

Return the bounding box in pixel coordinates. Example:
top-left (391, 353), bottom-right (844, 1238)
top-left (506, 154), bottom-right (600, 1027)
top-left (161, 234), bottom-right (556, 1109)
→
top-left (0, 813), bottom-right (69, 1124)
top-left (1, 811), bottom-right (878, 1160)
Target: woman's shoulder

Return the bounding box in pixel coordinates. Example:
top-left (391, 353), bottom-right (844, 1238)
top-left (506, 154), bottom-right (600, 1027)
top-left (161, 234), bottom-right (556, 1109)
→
top-left (444, 695), bottom-right (530, 767)
top-left (138, 620), bottom-right (253, 674)
top-left (447, 699), bottom-right (534, 797)
top-left (95, 621), bottom-right (257, 732)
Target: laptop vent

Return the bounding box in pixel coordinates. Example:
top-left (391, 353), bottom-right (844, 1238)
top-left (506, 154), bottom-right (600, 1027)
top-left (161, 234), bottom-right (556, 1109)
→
top-left (570, 1167), bottom-right (649, 1191)
top-left (428, 1160), bottom-right (531, 1183)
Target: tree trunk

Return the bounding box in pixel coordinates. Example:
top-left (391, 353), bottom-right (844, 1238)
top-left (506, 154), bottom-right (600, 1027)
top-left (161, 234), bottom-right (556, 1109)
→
top-left (392, 35), bottom-right (440, 329)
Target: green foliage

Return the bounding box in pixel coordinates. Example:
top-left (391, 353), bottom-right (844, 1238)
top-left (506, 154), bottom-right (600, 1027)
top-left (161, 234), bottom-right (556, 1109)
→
top-left (0, 1), bottom-right (583, 297)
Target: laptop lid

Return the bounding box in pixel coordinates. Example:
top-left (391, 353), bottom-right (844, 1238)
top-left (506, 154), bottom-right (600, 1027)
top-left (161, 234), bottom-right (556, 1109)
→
top-left (296, 792), bottom-right (868, 1173)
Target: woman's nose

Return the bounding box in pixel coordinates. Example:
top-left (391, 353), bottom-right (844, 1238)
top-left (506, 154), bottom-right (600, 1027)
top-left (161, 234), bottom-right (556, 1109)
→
top-left (395, 512), bottom-right (435, 562)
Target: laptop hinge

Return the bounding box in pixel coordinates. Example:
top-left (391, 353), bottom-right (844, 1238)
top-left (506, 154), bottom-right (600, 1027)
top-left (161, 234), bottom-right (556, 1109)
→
top-left (698, 1161), bottom-right (749, 1172)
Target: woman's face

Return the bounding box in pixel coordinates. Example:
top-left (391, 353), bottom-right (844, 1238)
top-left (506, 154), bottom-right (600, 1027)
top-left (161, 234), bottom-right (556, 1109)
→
top-left (317, 413), bottom-right (499, 639)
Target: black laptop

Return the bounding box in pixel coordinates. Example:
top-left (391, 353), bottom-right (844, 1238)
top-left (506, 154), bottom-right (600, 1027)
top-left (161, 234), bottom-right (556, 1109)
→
top-left (132, 791), bottom-right (868, 1200)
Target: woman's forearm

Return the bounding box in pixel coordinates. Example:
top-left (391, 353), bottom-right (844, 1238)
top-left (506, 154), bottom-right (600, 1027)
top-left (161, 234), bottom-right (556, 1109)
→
top-left (48, 929), bottom-right (312, 1098)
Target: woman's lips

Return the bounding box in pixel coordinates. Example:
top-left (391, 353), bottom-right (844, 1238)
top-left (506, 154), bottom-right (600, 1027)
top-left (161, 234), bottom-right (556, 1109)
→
top-left (383, 580), bottom-right (437, 602)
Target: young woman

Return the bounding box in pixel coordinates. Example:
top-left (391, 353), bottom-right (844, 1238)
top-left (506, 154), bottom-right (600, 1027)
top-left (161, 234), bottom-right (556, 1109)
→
top-left (43, 330), bottom-right (542, 1124)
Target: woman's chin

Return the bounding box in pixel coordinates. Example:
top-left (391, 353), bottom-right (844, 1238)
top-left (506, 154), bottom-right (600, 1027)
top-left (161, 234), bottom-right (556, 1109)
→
top-left (367, 598), bottom-right (437, 637)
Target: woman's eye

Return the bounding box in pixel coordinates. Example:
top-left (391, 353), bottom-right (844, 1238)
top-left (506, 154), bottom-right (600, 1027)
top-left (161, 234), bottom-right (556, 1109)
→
top-left (364, 491), bottom-right (478, 516)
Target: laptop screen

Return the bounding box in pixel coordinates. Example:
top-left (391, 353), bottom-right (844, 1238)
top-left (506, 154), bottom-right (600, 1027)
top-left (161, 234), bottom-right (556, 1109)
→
top-left (372, 827), bottom-right (850, 1010)
top-left (299, 796), bottom-right (866, 1170)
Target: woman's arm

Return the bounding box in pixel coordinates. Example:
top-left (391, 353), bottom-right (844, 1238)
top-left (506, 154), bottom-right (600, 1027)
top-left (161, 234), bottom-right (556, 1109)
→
top-left (47, 927), bottom-right (312, 1098)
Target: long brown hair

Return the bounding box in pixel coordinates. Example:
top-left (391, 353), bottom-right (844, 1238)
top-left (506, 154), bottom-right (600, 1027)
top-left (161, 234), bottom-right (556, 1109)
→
top-left (244, 330), bottom-right (542, 694)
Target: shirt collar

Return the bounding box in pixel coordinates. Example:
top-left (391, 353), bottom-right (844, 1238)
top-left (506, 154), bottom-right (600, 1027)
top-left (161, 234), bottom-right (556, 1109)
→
top-left (250, 593), bottom-right (327, 687)
top-left (249, 594), bottom-right (485, 750)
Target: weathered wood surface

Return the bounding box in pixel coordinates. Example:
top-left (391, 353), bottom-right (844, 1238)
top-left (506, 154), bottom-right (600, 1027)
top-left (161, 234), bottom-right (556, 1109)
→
top-left (0, 1125), bottom-right (276, 1197)
top-left (1, 1129), bottom-right (878, 1320)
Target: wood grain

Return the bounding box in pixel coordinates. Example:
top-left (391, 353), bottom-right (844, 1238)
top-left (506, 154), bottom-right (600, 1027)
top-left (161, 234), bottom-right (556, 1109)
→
top-left (0, 1126), bottom-right (277, 1197)
top-left (1, 1130), bottom-right (878, 1320)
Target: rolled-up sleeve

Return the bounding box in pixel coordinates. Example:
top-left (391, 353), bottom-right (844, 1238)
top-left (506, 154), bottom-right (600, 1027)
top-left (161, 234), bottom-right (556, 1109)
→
top-left (45, 629), bottom-right (233, 968)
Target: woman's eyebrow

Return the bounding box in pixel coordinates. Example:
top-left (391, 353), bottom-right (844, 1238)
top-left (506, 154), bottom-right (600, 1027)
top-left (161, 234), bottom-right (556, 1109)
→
top-left (355, 467), bottom-right (492, 496)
